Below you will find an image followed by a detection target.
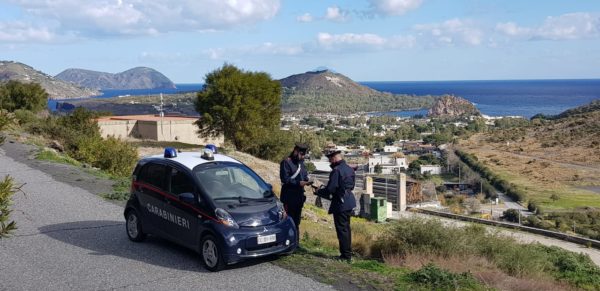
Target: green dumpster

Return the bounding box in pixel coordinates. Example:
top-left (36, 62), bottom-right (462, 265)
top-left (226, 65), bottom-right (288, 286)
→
top-left (370, 197), bottom-right (387, 223)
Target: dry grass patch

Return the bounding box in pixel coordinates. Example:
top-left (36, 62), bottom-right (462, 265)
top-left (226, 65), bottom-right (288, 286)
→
top-left (384, 252), bottom-right (574, 291)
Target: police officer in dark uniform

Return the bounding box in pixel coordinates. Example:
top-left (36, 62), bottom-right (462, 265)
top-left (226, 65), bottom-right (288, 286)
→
top-left (314, 149), bottom-right (356, 261)
top-left (279, 143), bottom-right (310, 241)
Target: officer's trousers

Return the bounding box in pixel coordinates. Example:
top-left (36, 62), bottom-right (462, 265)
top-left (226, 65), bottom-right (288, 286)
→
top-left (333, 210), bottom-right (352, 259)
top-left (285, 202), bottom-right (303, 242)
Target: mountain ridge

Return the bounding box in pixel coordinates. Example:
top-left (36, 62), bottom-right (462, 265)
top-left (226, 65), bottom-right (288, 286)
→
top-left (0, 61), bottom-right (99, 100)
top-left (56, 67), bottom-right (176, 90)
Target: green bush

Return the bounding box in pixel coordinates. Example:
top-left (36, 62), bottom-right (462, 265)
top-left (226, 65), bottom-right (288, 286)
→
top-left (18, 108), bottom-right (137, 177)
top-left (94, 136), bottom-right (137, 177)
top-left (502, 209), bottom-right (522, 223)
top-left (0, 80), bottom-right (48, 113)
top-left (409, 263), bottom-right (480, 290)
top-left (12, 109), bottom-right (37, 126)
top-left (0, 175), bottom-right (17, 237)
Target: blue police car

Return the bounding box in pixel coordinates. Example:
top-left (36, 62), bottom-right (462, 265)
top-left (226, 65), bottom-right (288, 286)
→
top-left (124, 147), bottom-right (297, 271)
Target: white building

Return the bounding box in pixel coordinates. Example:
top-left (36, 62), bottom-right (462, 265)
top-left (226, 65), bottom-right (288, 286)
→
top-left (383, 145), bottom-right (399, 153)
top-left (368, 154), bottom-right (407, 174)
top-left (420, 165), bottom-right (442, 175)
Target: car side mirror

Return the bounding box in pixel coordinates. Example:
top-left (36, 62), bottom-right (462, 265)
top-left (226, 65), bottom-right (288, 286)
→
top-left (178, 192), bottom-right (195, 204)
top-left (266, 183), bottom-right (273, 190)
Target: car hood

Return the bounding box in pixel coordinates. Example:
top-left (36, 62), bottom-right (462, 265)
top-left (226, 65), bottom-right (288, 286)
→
top-left (226, 203), bottom-right (280, 227)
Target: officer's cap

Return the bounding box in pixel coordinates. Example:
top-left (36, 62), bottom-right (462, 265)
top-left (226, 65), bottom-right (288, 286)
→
top-left (324, 149), bottom-right (342, 158)
top-left (294, 143), bottom-right (309, 154)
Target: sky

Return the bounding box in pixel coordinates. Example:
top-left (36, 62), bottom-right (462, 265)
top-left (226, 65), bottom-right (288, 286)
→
top-left (1, 0), bottom-right (600, 83)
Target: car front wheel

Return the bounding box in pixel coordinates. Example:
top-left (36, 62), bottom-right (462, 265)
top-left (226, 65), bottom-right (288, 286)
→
top-left (201, 234), bottom-right (226, 272)
top-left (126, 209), bottom-right (146, 242)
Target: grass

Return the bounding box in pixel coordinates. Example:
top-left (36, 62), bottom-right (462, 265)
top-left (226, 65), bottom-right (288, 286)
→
top-left (35, 149), bottom-right (81, 167)
top-left (460, 140), bottom-right (600, 210)
top-left (289, 206), bottom-right (600, 290)
top-left (427, 173), bottom-right (457, 186)
top-left (100, 176), bottom-right (131, 201)
top-left (489, 166), bottom-right (600, 210)
top-left (274, 234), bottom-right (488, 291)
top-left (34, 148), bottom-right (131, 202)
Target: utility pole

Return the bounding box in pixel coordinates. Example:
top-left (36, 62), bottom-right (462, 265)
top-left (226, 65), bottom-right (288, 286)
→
top-left (480, 181), bottom-right (483, 196)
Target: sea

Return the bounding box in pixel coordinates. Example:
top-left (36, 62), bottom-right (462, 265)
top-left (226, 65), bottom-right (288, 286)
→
top-left (49, 79), bottom-right (600, 118)
top-left (361, 79), bottom-right (600, 118)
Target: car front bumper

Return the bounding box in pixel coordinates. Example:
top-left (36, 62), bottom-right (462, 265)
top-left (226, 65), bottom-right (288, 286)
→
top-left (217, 218), bottom-right (298, 264)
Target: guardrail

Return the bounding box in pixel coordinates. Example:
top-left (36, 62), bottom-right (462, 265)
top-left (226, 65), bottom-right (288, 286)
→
top-left (411, 208), bottom-right (600, 249)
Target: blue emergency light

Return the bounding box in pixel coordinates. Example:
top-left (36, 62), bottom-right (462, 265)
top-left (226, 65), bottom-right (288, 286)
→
top-left (205, 144), bottom-right (218, 154)
top-left (164, 147), bottom-right (177, 158)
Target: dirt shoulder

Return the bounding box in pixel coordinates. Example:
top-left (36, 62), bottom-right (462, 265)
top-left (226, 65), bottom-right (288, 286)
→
top-left (0, 137), bottom-right (115, 198)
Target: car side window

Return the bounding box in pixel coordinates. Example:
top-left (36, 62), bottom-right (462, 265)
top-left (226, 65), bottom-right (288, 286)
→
top-left (169, 168), bottom-right (195, 196)
top-left (139, 163), bottom-right (167, 191)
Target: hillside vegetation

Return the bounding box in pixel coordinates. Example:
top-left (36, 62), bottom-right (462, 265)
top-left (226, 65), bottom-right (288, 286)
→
top-left (280, 70), bottom-right (436, 114)
top-left (460, 100), bottom-right (600, 210)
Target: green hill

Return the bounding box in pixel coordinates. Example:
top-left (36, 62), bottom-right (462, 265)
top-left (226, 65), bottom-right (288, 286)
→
top-left (280, 70), bottom-right (436, 114)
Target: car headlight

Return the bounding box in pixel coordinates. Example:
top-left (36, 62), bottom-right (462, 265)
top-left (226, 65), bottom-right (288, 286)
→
top-left (276, 201), bottom-right (287, 221)
top-left (215, 208), bottom-right (239, 228)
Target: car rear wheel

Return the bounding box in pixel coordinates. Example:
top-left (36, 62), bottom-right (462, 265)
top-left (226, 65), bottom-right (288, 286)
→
top-left (126, 210), bottom-right (146, 242)
top-left (201, 235), bottom-right (225, 272)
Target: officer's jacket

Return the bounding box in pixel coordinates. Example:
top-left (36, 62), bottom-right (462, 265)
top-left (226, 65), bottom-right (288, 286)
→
top-left (279, 157), bottom-right (308, 205)
top-left (316, 160), bottom-right (357, 214)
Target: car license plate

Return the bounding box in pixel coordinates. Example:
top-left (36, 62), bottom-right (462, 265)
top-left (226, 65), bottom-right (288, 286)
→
top-left (257, 234), bottom-right (276, 245)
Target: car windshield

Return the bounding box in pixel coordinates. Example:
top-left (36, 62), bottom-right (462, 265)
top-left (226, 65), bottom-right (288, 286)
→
top-left (193, 162), bottom-right (273, 202)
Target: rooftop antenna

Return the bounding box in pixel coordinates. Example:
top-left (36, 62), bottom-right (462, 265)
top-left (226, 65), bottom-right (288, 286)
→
top-left (159, 93), bottom-right (164, 139)
top-left (159, 93), bottom-right (164, 117)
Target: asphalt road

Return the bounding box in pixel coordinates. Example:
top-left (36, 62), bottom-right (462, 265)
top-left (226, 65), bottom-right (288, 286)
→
top-left (0, 148), bottom-right (331, 291)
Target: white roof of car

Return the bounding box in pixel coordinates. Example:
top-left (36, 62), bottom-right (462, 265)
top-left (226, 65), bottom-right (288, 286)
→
top-left (147, 151), bottom-right (241, 170)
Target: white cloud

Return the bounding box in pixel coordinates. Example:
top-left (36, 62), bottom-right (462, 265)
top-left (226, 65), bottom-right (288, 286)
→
top-left (203, 42), bottom-right (304, 60)
top-left (5, 0), bottom-right (281, 40)
top-left (324, 6), bottom-right (349, 22)
top-left (0, 21), bottom-right (56, 42)
top-left (317, 32), bottom-right (414, 51)
top-left (496, 12), bottom-right (600, 41)
top-left (368, 0), bottom-right (423, 16)
top-left (297, 13), bottom-right (313, 23)
top-left (414, 18), bottom-right (484, 46)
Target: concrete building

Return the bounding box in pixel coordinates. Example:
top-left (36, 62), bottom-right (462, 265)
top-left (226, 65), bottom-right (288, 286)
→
top-left (368, 154), bottom-right (407, 174)
top-left (96, 115), bottom-right (224, 146)
top-left (383, 145), bottom-right (399, 153)
top-left (420, 165), bottom-right (442, 175)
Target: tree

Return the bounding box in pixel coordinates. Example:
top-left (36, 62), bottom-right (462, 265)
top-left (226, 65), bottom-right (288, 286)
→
top-left (0, 80), bottom-right (48, 113)
top-left (194, 64), bottom-right (281, 151)
top-left (374, 163), bottom-right (382, 174)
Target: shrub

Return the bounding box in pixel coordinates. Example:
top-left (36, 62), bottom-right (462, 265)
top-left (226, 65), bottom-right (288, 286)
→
top-left (502, 209), bottom-right (522, 223)
top-left (409, 263), bottom-right (479, 290)
top-left (94, 136), bottom-right (138, 177)
top-left (12, 109), bottom-right (37, 126)
top-left (0, 80), bottom-right (48, 113)
top-left (0, 175), bottom-right (17, 237)
top-left (374, 217), bottom-right (600, 289)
